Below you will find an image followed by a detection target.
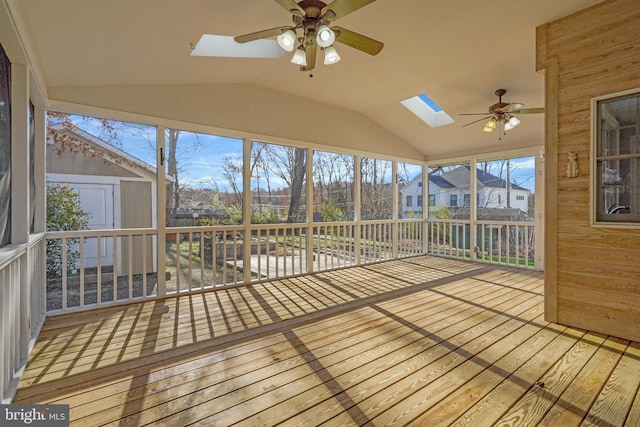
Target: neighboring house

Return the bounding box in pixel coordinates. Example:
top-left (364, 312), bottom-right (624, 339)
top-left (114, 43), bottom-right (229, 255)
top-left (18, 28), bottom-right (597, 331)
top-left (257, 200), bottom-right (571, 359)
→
top-left (399, 174), bottom-right (454, 218)
top-left (400, 165), bottom-right (532, 218)
top-left (46, 123), bottom-right (159, 274)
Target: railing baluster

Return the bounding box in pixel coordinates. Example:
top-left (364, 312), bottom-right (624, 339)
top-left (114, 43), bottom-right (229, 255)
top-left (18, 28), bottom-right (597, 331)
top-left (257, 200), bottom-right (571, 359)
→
top-left (199, 232), bottom-right (204, 289)
top-left (112, 235), bottom-right (118, 302)
top-left (128, 234), bottom-right (133, 299)
top-left (79, 237), bottom-right (85, 308)
top-left (142, 234), bottom-right (148, 297)
top-left (188, 232), bottom-right (193, 292)
top-left (96, 236), bottom-right (102, 305)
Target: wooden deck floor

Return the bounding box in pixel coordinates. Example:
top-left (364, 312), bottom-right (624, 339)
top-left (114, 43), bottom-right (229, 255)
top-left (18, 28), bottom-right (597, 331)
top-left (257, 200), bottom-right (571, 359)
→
top-left (14, 256), bottom-right (640, 426)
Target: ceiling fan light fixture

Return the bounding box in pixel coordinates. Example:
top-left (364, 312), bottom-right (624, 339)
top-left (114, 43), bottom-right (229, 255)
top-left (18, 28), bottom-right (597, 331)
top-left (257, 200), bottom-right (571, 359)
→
top-left (323, 45), bottom-right (341, 64)
top-left (277, 29), bottom-right (297, 52)
top-left (482, 124), bottom-right (494, 133)
top-left (504, 115), bottom-right (521, 131)
top-left (291, 46), bottom-right (307, 66)
top-left (486, 118), bottom-right (497, 129)
top-left (316, 25), bottom-right (336, 48)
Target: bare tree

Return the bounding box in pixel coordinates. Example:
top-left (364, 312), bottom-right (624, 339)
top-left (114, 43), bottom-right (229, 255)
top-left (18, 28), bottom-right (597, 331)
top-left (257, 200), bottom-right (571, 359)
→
top-left (360, 157), bottom-right (392, 220)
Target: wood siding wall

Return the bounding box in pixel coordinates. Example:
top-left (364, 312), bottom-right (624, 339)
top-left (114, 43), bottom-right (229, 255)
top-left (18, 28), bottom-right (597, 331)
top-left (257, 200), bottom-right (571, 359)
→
top-left (537, 0), bottom-right (640, 342)
top-left (120, 181), bottom-right (154, 276)
top-left (46, 146), bottom-right (138, 178)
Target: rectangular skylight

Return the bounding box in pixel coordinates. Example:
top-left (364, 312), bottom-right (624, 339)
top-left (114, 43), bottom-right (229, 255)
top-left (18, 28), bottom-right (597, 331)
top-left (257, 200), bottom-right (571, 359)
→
top-left (401, 93), bottom-right (454, 127)
top-left (191, 34), bottom-right (286, 59)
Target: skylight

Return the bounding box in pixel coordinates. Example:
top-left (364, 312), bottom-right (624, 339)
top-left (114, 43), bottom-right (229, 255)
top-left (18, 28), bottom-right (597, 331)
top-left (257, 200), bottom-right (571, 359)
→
top-left (191, 35), bottom-right (286, 59)
top-left (401, 93), bottom-right (454, 127)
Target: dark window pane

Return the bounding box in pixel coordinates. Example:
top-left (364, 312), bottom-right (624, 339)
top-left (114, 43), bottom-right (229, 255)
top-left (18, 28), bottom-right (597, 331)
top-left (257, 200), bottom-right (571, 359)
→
top-left (0, 44), bottom-right (11, 247)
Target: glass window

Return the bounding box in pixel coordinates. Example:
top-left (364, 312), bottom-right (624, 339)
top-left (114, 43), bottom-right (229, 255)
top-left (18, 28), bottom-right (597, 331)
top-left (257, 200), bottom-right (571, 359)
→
top-left (47, 113), bottom-right (158, 231)
top-left (361, 157), bottom-right (392, 220)
top-left (0, 44), bottom-right (10, 248)
top-left (251, 141), bottom-right (307, 224)
top-left (594, 90), bottom-right (640, 223)
top-left (398, 162), bottom-right (422, 219)
top-left (312, 150), bottom-right (354, 222)
top-left (166, 129), bottom-right (243, 226)
top-left (476, 157), bottom-right (535, 222)
top-left (428, 164), bottom-right (470, 219)
top-left (45, 113), bottom-right (162, 303)
top-left (464, 194), bottom-right (470, 207)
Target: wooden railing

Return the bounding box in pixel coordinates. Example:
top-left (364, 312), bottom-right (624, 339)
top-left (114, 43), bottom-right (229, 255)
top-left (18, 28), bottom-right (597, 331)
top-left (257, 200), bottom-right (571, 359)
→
top-left (43, 218), bottom-right (536, 314)
top-left (427, 219), bottom-right (536, 269)
top-left (0, 235), bottom-right (46, 403)
top-left (397, 219), bottom-right (425, 258)
top-left (44, 229), bottom-right (158, 312)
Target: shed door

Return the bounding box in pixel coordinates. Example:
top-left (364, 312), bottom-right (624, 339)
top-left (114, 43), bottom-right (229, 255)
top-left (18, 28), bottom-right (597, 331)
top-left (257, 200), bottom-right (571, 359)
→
top-left (73, 183), bottom-right (115, 268)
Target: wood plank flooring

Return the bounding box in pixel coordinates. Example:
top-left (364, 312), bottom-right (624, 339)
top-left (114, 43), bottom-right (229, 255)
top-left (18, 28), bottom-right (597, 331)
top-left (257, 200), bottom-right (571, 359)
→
top-left (14, 256), bottom-right (640, 426)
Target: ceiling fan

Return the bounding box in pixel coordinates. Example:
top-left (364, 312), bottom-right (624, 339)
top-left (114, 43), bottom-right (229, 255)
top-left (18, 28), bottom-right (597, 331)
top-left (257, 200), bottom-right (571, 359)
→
top-left (460, 89), bottom-right (544, 133)
top-left (234, 0), bottom-right (384, 72)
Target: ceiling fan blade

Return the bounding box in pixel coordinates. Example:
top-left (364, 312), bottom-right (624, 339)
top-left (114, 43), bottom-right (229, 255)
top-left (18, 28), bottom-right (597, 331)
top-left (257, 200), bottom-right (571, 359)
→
top-left (301, 42), bottom-right (317, 71)
top-left (502, 102), bottom-right (524, 112)
top-left (322, 0), bottom-right (377, 20)
top-left (333, 26), bottom-right (383, 55)
top-left (234, 26), bottom-right (293, 44)
top-left (459, 113), bottom-right (492, 116)
top-left (273, 0), bottom-right (305, 17)
top-left (462, 115), bottom-right (493, 127)
top-left (511, 107), bottom-right (545, 114)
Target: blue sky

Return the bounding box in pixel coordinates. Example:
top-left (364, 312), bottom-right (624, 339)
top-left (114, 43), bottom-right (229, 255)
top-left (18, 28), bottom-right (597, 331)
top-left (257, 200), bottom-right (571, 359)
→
top-left (57, 114), bottom-right (536, 193)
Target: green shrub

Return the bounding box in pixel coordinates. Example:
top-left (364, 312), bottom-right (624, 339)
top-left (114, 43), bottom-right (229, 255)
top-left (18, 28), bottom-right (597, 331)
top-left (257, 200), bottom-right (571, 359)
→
top-left (46, 184), bottom-right (91, 277)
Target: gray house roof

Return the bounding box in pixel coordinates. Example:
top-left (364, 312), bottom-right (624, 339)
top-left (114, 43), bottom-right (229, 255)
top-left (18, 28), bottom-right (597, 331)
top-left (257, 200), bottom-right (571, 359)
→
top-left (429, 174), bottom-right (455, 188)
top-left (400, 165), bottom-right (530, 193)
top-left (438, 165), bottom-right (529, 191)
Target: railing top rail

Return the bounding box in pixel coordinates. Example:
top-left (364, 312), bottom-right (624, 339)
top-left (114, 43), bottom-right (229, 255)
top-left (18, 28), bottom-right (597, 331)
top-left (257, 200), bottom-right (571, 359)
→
top-left (45, 228), bottom-right (158, 239)
top-left (474, 220), bottom-right (535, 227)
top-left (426, 218), bottom-right (472, 225)
top-left (356, 219), bottom-right (396, 225)
top-left (427, 218), bottom-right (534, 227)
top-left (0, 243), bottom-right (28, 271)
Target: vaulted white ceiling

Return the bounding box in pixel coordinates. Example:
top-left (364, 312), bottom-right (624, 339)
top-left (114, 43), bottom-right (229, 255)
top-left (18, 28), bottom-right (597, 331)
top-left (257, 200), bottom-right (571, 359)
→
top-left (12, 0), bottom-right (603, 160)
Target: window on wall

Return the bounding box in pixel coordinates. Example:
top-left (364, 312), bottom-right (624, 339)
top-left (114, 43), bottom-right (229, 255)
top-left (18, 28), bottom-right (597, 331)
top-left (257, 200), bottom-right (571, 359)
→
top-left (594, 89), bottom-right (640, 224)
top-left (46, 113), bottom-right (161, 303)
top-left (46, 112), bottom-right (158, 231)
top-left (0, 44), bottom-right (10, 248)
top-left (312, 150), bottom-right (354, 222)
top-left (476, 157), bottom-right (535, 222)
top-left (398, 162), bottom-right (422, 219)
top-left (165, 129), bottom-right (243, 226)
top-left (251, 141), bottom-right (307, 224)
top-left (428, 163), bottom-right (470, 219)
top-left (29, 101), bottom-right (35, 233)
top-left (361, 157), bottom-right (392, 220)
